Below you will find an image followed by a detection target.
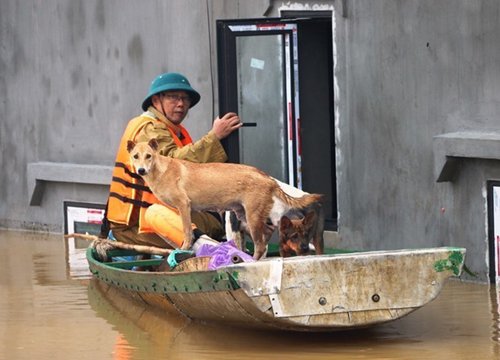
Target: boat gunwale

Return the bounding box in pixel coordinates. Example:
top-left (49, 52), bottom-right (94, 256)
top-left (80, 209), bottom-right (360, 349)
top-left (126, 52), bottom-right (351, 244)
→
top-left (86, 246), bottom-right (466, 294)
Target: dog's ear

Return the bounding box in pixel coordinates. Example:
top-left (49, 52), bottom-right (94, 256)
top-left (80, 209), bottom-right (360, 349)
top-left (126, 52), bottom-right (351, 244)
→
top-left (280, 215), bottom-right (292, 230)
top-left (148, 138), bottom-right (159, 151)
top-left (127, 140), bottom-right (136, 153)
top-left (303, 211), bottom-right (316, 226)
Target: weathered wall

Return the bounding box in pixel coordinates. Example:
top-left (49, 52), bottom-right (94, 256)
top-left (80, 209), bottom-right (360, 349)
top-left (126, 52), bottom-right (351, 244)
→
top-left (0, 0), bottom-right (270, 231)
top-left (334, 0), bottom-right (500, 281)
top-left (2, 0), bottom-right (500, 281)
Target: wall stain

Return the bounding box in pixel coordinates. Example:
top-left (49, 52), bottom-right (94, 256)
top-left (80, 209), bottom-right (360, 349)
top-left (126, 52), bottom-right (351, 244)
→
top-left (66, 0), bottom-right (86, 46)
top-left (95, 0), bottom-right (105, 30)
top-left (41, 76), bottom-right (51, 96)
top-left (127, 34), bottom-right (144, 67)
top-left (9, 30), bottom-right (27, 76)
top-left (71, 67), bottom-right (82, 89)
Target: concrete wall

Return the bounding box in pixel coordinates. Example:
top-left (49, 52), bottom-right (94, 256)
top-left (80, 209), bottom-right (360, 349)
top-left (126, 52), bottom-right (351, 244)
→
top-left (2, 0), bottom-right (500, 281)
top-left (0, 0), bottom-right (270, 231)
top-left (334, 0), bottom-right (500, 282)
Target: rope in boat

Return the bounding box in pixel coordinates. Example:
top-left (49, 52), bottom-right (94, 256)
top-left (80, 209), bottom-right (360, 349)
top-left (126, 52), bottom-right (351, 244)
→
top-left (64, 233), bottom-right (173, 261)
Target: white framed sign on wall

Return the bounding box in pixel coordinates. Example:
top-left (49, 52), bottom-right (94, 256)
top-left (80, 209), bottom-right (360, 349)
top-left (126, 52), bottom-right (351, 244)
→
top-left (487, 181), bottom-right (500, 285)
top-left (63, 201), bottom-right (106, 278)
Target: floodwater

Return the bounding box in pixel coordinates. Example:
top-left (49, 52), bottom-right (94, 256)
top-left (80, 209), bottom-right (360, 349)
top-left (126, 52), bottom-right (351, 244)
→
top-left (0, 230), bottom-right (499, 360)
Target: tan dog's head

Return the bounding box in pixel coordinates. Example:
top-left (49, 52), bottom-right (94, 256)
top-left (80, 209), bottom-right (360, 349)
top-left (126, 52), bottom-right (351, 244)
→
top-left (279, 211), bottom-right (316, 257)
top-left (127, 139), bottom-right (159, 176)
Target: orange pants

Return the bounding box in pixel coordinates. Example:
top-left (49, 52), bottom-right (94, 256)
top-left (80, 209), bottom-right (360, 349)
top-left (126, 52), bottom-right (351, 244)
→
top-left (144, 204), bottom-right (189, 247)
top-left (110, 204), bottom-right (224, 248)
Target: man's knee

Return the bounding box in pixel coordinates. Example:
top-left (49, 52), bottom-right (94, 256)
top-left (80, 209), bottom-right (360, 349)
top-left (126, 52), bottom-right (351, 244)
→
top-left (191, 211), bottom-right (224, 240)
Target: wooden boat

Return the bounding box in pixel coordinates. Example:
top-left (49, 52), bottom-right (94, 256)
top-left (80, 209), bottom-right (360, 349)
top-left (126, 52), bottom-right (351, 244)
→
top-left (86, 245), bottom-right (466, 332)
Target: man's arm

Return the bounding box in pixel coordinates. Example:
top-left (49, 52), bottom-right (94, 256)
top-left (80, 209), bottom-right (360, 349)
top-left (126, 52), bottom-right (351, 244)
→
top-left (135, 124), bottom-right (227, 163)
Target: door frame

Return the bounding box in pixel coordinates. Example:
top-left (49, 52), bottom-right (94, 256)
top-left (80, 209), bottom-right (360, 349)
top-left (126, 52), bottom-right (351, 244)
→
top-left (217, 16), bottom-right (338, 230)
top-left (217, 18), bottom-right (300, 186)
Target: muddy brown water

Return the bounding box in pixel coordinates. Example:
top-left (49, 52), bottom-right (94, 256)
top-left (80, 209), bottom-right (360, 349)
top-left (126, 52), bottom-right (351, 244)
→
top-left (0, 229), bottom-right (499, 360)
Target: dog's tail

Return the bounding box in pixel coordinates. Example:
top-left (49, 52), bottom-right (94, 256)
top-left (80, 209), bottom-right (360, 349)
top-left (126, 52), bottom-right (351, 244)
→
top-left (277, 190), bottom-right (325, 210)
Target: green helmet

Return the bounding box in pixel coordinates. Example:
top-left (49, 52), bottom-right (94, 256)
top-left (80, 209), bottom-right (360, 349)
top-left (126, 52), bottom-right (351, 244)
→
top-left (141, 72), bottom-right (201, 110)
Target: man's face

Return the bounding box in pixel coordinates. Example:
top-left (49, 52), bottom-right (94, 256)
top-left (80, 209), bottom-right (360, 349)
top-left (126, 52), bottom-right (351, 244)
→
top-left (152, 91), bottom-right (191, 125)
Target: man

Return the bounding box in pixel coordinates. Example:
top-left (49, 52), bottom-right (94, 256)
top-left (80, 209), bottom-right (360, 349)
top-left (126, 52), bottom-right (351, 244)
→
top-left (103, 72), bottom-right (242, 248)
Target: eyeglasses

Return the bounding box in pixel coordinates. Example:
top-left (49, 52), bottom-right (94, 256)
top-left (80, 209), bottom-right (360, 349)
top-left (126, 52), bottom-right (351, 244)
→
top-left (161, 93), bottom-right (192, 105)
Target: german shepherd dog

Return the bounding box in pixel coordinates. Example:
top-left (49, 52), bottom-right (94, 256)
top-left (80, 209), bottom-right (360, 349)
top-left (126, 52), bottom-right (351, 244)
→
top-left (225, 179), bottom-right (325, 257)
top-left (279, 207), bottom-right (324, 257)
top-left (274, 179), bottom-right (325, 257)
top-left (127, 139), bottom-right (324, 260)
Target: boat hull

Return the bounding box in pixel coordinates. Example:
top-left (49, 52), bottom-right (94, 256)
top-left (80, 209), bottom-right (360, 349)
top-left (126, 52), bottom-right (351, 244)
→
top-left (87, 247), bottom-right (465, 331)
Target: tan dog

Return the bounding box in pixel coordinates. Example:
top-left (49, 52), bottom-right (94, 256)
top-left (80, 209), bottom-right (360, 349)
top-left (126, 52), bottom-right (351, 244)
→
top-left (127, 139), bottom-right (324, 259)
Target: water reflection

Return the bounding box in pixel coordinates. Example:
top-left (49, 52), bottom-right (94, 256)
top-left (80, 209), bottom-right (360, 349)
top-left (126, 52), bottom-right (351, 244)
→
top-left (1, 229), bottom-right (500, 359)
top-left (87, 278), bottom-right (381, 359)
top-left (490, 285), bottom-right (500, 343)
top-left (0, 230), bottom-right (116, 360)
top-left (87, 278), bottom-right (500, 360)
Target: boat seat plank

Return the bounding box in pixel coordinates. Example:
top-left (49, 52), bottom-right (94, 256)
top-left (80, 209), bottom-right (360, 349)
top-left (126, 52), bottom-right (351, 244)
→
top-left (107, 258), bottom-right (164, 269)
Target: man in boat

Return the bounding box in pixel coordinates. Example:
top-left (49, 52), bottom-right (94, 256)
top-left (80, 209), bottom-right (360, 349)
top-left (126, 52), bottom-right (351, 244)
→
top-left (102, 72), bottom-right (242, 249)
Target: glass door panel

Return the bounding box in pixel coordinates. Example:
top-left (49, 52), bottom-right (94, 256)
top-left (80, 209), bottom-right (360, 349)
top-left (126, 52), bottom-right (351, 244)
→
top-left (236, 35), bottom-right (287, 181)
top-left (217, 20), bottom-right (299, 187)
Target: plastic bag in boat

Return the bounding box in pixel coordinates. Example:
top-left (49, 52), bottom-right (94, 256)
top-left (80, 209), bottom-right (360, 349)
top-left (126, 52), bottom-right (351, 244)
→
top-left (195, 240), bottom-right (254, 270)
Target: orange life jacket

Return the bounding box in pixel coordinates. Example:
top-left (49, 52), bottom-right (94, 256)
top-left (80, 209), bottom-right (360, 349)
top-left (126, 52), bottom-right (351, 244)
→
top-left (106, 113), bottom-right (192, 233)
